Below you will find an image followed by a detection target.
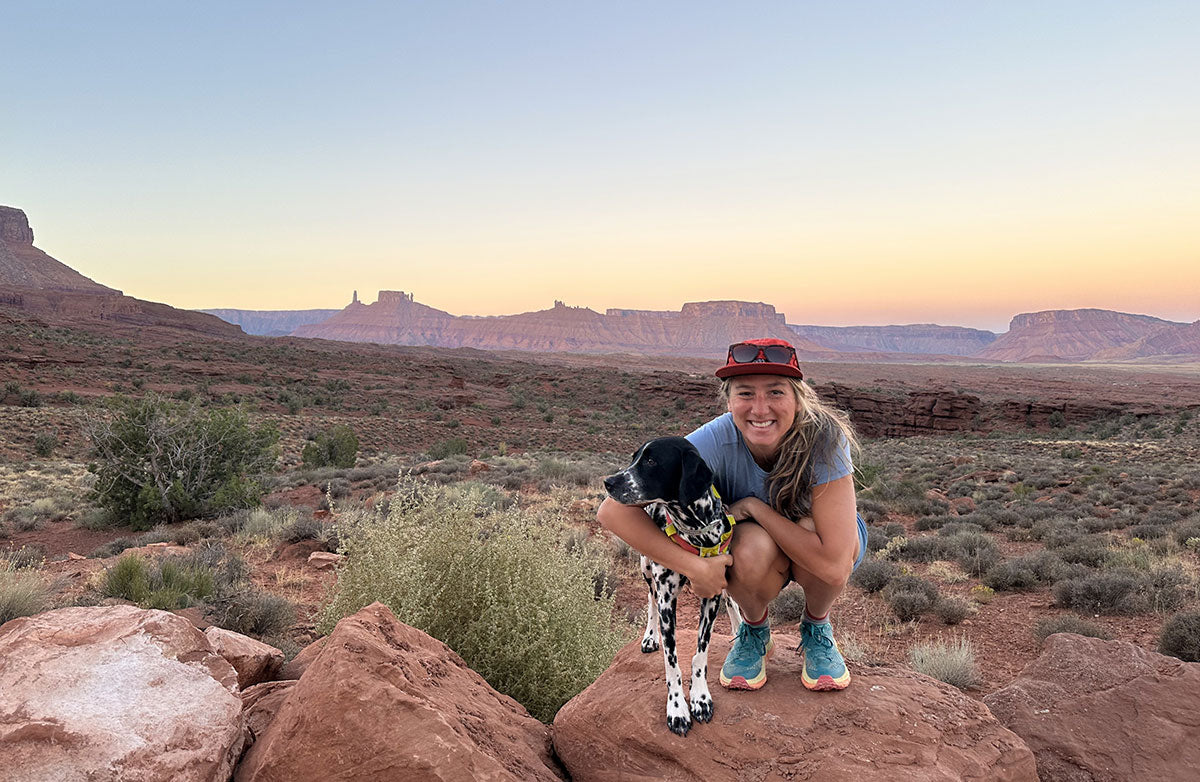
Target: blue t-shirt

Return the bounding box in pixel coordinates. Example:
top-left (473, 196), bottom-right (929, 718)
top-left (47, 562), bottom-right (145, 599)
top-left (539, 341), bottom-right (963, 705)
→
top-left (685, 412), bottom-right (853, 506)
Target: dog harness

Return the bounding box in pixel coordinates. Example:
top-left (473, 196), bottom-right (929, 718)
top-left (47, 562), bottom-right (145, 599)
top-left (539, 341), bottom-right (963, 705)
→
top-left (663, 486), bottom-right (738, 558)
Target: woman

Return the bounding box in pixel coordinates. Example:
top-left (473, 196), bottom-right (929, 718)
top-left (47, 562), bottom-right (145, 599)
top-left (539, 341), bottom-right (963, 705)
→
top-left (598, 338), bottom-right (866, 692)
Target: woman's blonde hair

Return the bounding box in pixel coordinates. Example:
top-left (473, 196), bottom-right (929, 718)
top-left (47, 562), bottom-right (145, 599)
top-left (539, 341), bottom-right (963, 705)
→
top-left (719, 377), bottom-right (859, 519)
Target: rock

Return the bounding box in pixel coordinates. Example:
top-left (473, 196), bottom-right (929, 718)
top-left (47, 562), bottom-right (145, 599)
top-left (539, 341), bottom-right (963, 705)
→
top-left (306, 551), bottom-right (342, 570)
top-left (469, 458), bottom-right (491, 474)
top-left (205, 627), bottom-right (285, 689)
top-left (984, 633), bottom-right (1200, 782)
top-left (235, 603), bottom-right (564, 782)
top-left (277, 637), bottom-right (327, 680)
top-left (0, 605), bottom-right (243, 782)
top-left (949, 496), bottom-right (977, 513)
top-left (274, 539), bottom-right (325, 562)
top-left (554, 631), bottom-right (1036, 782)
top-left (240, 680), bottom-right (295, 746)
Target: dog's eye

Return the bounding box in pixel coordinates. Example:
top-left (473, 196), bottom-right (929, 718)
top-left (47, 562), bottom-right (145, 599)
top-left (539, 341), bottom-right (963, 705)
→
top-left (644, 458), bottom-right (655, 467)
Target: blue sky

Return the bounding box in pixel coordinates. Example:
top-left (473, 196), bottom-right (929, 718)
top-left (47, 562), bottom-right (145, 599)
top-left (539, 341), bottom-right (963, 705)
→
top-left (3, 2), bottom-right (1198, 331)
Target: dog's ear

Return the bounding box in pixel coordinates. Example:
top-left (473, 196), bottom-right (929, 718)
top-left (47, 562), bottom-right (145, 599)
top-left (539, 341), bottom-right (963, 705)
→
top-left (678, 446), bottom-right (714, 505)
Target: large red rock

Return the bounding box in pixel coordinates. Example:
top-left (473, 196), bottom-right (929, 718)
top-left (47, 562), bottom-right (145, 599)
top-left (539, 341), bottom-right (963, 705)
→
top-left (984, 633), bottom-right (1200, 782)
top-left (235, 602), bottom-right (564, 782)
top-left (0, 605), bottom-right (243, 782)
top-left (240, 680), bottom-right (296, 747)
top-left (204, 626), bottom-right (285, 689)
top-left (554, 631), bottom-right (1036, 782)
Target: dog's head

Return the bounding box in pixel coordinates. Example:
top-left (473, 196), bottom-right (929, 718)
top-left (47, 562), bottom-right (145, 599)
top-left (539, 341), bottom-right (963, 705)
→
top-left (603, 437), bottom-right (714, 508)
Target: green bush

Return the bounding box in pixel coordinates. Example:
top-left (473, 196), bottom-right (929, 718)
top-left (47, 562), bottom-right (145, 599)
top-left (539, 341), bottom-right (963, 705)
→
top-left (209, 589), bottom-right (295, 638)
top-left (85, 395), bottom-right (279, 529)
top-left (1159, 612), bottom-right (1200, 662)
top-left (428, 437), bottom-right (469, 460)
top-left (909, 636), bottom-right (978, 689)
top-left (301, 425), bottom-right (359, 469)
top-left (318, 478), bottom-right (625, 722)
top-left (33, 433), bottom-right (58, 458)
top-left (1033, 615), bottom-right (1111, 643)
top-left (101, 553), bottom-right (215, 610)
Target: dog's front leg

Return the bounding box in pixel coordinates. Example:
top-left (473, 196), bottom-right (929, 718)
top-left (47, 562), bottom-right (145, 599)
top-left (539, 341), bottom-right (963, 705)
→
top-left (690, 595), bottom-right (721, 722)
top-left (654, 570), bottom-right (690, 736)
top-left (639, 556), bottom-right (660, 652)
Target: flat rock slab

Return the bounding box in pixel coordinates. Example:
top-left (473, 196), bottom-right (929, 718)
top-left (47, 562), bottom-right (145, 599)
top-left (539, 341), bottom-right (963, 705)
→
top-left (235, 602), bottom-right (564, 782)
top-left (554, 631), bottom-right (1036, 782)
top-left (985, 633), bottom-right (1200, 782)
top-left (0, 605), bottom-right (243, 782)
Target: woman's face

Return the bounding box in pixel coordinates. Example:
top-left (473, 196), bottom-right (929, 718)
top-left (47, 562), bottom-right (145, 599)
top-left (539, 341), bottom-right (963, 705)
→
top-left (726, 374), bottom-right (798, 460)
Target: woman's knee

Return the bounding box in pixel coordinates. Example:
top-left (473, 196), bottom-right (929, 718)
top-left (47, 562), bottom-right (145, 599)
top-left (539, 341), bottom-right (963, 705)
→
top-left (728, 524), bottom-right (788, 593)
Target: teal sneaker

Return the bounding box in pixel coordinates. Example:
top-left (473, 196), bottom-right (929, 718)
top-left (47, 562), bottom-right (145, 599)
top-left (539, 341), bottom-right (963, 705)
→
top-left (799, 620), bottom-right (851, 691)
top-left (719, 620), bottom-right (774, 690)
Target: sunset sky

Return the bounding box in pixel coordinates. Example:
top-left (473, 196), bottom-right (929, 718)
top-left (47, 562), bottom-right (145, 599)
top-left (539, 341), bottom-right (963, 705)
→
top-left (4, 2), bottom-right (1198, 333)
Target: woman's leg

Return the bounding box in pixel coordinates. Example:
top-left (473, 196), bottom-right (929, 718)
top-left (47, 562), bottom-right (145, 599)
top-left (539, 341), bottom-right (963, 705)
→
top-left (724, 521), bottom-right (790, 621)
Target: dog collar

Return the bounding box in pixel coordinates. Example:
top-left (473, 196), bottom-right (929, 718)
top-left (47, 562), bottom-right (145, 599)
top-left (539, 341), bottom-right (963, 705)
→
top-left (663, 486), bottom-right (737, 558)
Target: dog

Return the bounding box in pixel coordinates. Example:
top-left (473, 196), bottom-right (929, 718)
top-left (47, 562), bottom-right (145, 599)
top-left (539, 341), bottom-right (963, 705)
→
top-left (603, 436), bottom-right (743, 736)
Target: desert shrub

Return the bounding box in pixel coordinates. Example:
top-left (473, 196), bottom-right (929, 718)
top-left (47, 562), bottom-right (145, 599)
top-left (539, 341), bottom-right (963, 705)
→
top-left (1173, 520), bottom-right (1200, 546)
top-left (969, 584), bottom-right (995, 603)
top-left (0, 558), bottom-right (50, 624)
top-left (1159, 612), bottom-right (1200, 662)
top-left (101, 553), bottom-right (216, 610)
top-left (1147, 564), bottom-right (1192, 613)
top-left (1127, 524), bottom-right (1168, 540)
top-left (914, 514), bottom-right (956, 532)
top-left (301, 425), bottom-right (359, 469)
top-left (898, 535), bottom-right (947, 563)
top-left (33, 433), bottom-right (58, 458)
top-left (770, 585), bottom-right (807, 623)
top-left (318, 478), bottom-right (625, 721)
top-left (1033, 615), bottom-right (1111, 643)
top-left (934, 596), bottom-right (973, 625)
top-left (209, 589), bottom-right (295, 637)
top-left (1057, 538), bottom-right (1110, 568)
top-left (925, 561), bottom-right (969, 584)
top-left (884, 575), bottom-right (939, 622)
top-left (864, 524), bottom-right (889, 553)
top-left (983, 559), bottom-right (1041, 592)
top-left (851, 559), bottom-right (897, 593)
top-left (238, 507), bottom-right (298, 541)
top-left (938, 522), bottom-right (985, 538)
top-left (1053, 570), bottom-right (1150, 615)
top-left (945, 531), bottom-right (1002, 576)
top-left (85, 395), bottom-right (279, 529)
top-left (909, 636), bottom-right (978, 689)
top-left (427, 437), bottom-right (469, 460)
top-left (857, 498), bottom-right (887, 524)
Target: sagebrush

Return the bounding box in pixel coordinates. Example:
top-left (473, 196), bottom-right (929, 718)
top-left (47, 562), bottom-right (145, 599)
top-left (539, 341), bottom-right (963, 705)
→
top-left (318, 479), bottom-right (626, 721)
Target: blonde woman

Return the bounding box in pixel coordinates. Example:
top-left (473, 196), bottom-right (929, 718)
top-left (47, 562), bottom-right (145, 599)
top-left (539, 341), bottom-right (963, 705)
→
top-left (598, 338), bottom-right (865, 691)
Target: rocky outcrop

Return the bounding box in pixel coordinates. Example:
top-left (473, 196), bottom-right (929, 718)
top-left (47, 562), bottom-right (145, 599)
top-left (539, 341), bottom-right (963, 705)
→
top-left (984, 633), bottom-right (1200, 782)
top-left (0, 206), bottom-right (242, 337)
top-left (554, 631), bottom-right (1037, 782)
top-left (235, 602), bottom-right (564, 782)
top-left (293, 292), bottom-right (828, 357)
top-left (0, 605), bottom-right (244, 782)
top-left (790, 323), bottom-right (998, 356)
top-left (202, 308), bottom-right (340, 336)
top-left (0, 206), bottom-right (117, 293)
top-left (979, 309), bottom-right (1182, 362)
top-left (204, 627), bottom-right (285, 689)
top-left (1092, 319), bottom-right (1200, 361)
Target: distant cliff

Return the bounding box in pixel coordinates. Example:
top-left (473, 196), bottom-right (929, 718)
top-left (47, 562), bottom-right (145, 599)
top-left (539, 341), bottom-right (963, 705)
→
top-left (978, 309), bottom-right (1182, 362)
top-left (0, 206), bottom-right (240, 337)
top-left (789, 323), bottom-right (997, 356)
top-left (204, 308), bottom-right (340, 336)
top-left (294, 293), bottom-right (830, 357)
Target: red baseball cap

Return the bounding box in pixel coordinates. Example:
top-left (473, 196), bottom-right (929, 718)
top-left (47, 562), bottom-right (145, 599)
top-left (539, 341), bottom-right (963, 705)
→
top-left (715, 338), bottom-right (804, 379)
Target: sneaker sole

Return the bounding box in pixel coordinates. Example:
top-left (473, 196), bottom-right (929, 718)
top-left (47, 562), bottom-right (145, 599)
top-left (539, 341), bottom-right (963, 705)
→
top-left (802, 670), bottom-right (851, 691)
top-left (719, 638), bottom-right (774, 690)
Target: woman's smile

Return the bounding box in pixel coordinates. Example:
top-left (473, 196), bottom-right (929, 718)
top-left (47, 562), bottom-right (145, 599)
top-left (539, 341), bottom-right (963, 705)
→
top-left (727, 375), bottom-right (798, 465)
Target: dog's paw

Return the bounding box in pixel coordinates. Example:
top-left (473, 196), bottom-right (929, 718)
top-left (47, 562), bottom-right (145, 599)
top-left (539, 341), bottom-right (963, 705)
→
top-left (666, 714), bottom-right (691, 736)
top-left (690, 692), bottom-right (714, 723)
top-left (641, 637), bottom-right (660, 653)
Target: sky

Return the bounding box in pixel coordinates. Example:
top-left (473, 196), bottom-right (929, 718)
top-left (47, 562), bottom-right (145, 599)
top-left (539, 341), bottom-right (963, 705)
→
top-left (3, 2), bottom-right (1198, 333)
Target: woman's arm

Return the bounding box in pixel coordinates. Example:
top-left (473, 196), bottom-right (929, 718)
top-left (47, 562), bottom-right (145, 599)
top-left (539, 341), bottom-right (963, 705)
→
top-left (728, 475), bottom-right (858, 587)
top-left (596, 497), bottom-right (732, 598)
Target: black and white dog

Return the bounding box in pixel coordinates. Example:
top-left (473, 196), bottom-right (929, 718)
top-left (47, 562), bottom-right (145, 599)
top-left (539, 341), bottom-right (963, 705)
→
top-left (603, 437), bottom-right (743, 736)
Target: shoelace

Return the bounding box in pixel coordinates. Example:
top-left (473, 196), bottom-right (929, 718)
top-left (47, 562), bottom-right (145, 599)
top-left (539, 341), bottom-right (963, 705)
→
top-left (803, 623), bottom-right (838, 664)
top-left (732, 621), bottom-right (767, 660)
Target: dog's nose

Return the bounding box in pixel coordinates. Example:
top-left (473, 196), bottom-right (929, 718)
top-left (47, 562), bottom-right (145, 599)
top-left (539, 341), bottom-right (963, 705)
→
top-left (602, 475), bottom-right (619, 492)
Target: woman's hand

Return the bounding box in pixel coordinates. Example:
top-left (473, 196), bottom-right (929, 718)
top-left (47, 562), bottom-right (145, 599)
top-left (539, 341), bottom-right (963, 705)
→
top-left (727, 497), bottom-right (765, 522)
top-left (687, 554), bottom-right (733, 598)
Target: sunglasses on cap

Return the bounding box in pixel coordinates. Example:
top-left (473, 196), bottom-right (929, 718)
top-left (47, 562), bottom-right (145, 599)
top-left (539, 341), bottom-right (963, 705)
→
top-left (727, 342), bottom-right (797, 365)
